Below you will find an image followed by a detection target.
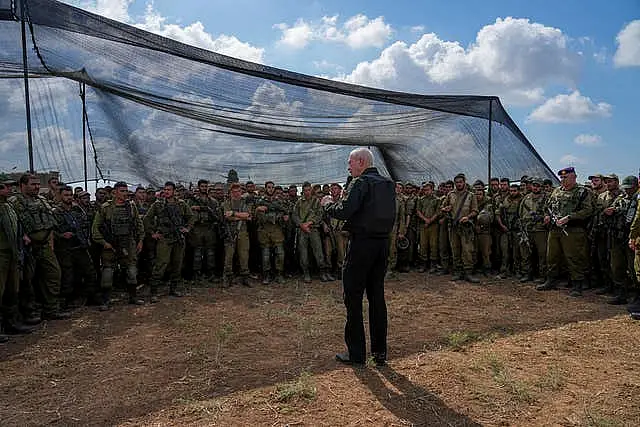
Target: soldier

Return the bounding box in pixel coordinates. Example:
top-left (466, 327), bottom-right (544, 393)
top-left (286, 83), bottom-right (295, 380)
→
top-left (44, 176), bottom-right (59, 202)
top-left (518, 178), bottom-right (548, 283)
top-left (53, 186), bottom-right (99, 309)
top-left (255, 181), bottom-right (287, 284)
top-left (416, 182), bottom-right (440, 273)
top-left (9, 174), bottom-right (69, 320)
top-left (144, 181), bottom-right (194, 302)
top-left (441, 173), bottom-right (479, 283)
top-left (592, 174), bottom-right (622, 295)
top-left (292, 182), bottom-right (333, 283)
top-left (542, 179), bottom-right (554, 195)
top-left (187, 179), bottom-right (221, 280)
top-left (92, 181), bottom-right (145, 306)
top-left (385, 182), bottom-right (406, 281)
top-left (588, 173), bottom-right (606, 196)
top-left (400, 183), bottom-right (419, 271)
top-left (0, 180), bottom-right (35, 339)
top-left (488, 177), bottom-right (500, 199)
top-left (496, 184), bottom-right (523, 279)
top-left (537, 167), bottom-right (594, 296)
top-left (606, 176), bottom-right (638, 305)
top-left (221, 183), bottom-right (252, 287)
top-left (474, 180), bottom-right (494, 276)
top-left (628, 179), bottom-right (640, 319)
top-left (322, 183), bottom-right (348, 278)
top-left (437, 180), bottom-right (454, 275)
top-left (283, 184), bottom-right (299, 276)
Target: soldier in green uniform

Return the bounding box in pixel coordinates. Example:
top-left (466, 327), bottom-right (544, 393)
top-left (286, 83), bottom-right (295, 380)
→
top-left (53, 186), bottom-right (99, 309)
top-left (385, 182), bottom-right (406, 281)
top-left (537, 167), bottom-right (594, 296)
top-left (437, 180), bottom-right (454, 275)
top-left (322, 183), bottom-right (348, 278)
top-left (0, 180), bottom-right (35, 340)
top-left (221, 183), bottom-right (252, 287)
top-left (283, 184), bottom-right (299, 276)
top-left (473, 181), bottom-right (494, 276)
top-left (518, 178), bottom-right (548, 283)
top-left (593, 174), bottom-right (622, 295)
top-left (402, 183), bottom-right (419, 271)
top-left (144, 181), bottom-right (194, 302)
top-left (255, 181), bottom-right (287, 284)
top-left (416, 182), bottom-right (440, 273)
top-left (606, 176), bottom-right (638, 305)
top-left (628, 180), bottom-right (640, 319)
top-left (292, 182), bottom-right (333, 283)
top-left (441, 174), bottom-right (479, 283)
top-left (188, 179), bottom-right (221, 280)
top-left (10, 174), bottom-right (69, 320)
top-left (92, 181), bottom-right (145, 306)
top-left (496, 184), bottom-right (523, 279)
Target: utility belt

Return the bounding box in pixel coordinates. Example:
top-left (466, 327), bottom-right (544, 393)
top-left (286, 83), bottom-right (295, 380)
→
top-left (29, 229), bottom-right (52, 244)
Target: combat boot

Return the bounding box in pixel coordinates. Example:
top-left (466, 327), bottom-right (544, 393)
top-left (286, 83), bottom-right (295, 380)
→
top-left (385, 270), bottom-right (398, 281)
top-left (274, 273), bottom-right (284, 284)
top-left (451, 271), bottom-right (463, 281)
top-left (595, 281), bottom-right (614, 295)
top-left (303, 271), bottom-right (312, 283)
top-left (262, 272), bottom-right (271, 285)
top-left (418, 262), bottom-right (428, 273)
top-left (464, 273), bottom-right (480, 284)
top-left (240, 276), bottom-right (251, 287)
top-left (520, 273), bottom-right (533, 283)
top-left (536, 277), bottom-right (558, 291)
top-left (607, 285), bottom-right (627, 305)
top-left (569, 280), bottom-right (583, 297)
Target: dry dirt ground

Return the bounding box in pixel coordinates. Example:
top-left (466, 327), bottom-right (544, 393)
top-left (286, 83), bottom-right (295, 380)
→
top-left (1, 273), bottom-right (639, 427)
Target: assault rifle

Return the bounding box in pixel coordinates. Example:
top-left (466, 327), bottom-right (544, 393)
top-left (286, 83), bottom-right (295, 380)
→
top-left (547, 207), bottom-right (569, 236)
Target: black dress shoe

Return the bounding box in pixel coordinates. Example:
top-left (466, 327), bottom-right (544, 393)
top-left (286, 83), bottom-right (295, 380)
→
top-left (335, 352), bottom-right (364, 366)
top-left (23, 316), bottom-right (42, 325)
top-left (372, 352), bottom-right (387, 367)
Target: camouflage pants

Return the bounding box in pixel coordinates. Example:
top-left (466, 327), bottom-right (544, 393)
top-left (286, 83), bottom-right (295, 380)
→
top-left (547, 229), bottom-right (588, 281)
top-left (324, 230), bottom-right (347, 272)
top-left (500, 231), bottom-right (522, 275)
top-left (635, 248), bottom-right (640, 283)
top-left (151, 239), bottom-right (185, 293)
top-left (101, 239), bottom-right (138, 297)
top-left (610, 240), bottom-right (636, 287)
top-left (418, 224), bottom-right (439, 263)
top-left (56, 247), bottom-right (98, 304)
top-left (189, 224), bottom-right (217, 274)
top-left (520, 230), bottom-right (548, 277)
top-left (223, 230), bottom-right (250, 277)
top-left (298, 229), bottom-right (326, 272)
top-left (439, 221), bottom-right (451, 269)
top-left (387, 229), bottom-right (398, 271)
top-left (0, 249), bottom-right (19, 322)
top-left (476, 233), bottom-right (492, 270)
top-left (258, 224), bottom-right (285, 273)
top-left (449, 226), bottom-right (475, 273)
top-left (24, 241), bottom-right (61, 316)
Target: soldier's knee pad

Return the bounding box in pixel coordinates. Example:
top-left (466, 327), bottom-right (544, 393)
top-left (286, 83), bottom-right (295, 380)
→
top-left (126, 266), bottom-right (138, 284)
top-left (101, 267), bottom-right (114, 289)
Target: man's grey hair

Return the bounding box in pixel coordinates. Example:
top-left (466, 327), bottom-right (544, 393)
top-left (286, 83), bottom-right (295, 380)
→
top-left (350, 147), bottom-right (374, 168)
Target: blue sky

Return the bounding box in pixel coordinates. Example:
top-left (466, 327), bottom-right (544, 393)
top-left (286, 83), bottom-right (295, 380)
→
top-left (4, 0), bottom-right (640, 182)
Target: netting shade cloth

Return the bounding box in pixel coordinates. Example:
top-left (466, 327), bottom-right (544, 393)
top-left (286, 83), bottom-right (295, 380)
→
top-left (0, 0), bottom-right (556, 186)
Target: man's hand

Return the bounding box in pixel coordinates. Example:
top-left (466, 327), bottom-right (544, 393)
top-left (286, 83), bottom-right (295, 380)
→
top-left (191, 205), bottom-right (201, 211)
top-left (179, 227), bottom-right (189, 234)
top-left (459, 216), bottom-right (469, 224)
top-left (320, 195), bottom-right (333, 207)
top-left (104, 242), bottom-right (113, 250)
top-left (224, 210), bottom-right (234, 218)
top-left (152, 232), bottom-right (162, 240)
top-left (256, 205), bottom-right (267, 212)
top-left (283, 215), bottom-right (289, 222)
top-left (557, 215), bottom-right (570, 226)
top-left (62, 232), bottom-right (73, 239)
top-left (136, 241), bottom-right (143, 253)
top-left (441, 205), bottom-right (452, 213)
top-left (543, 215), bottom-right (551, 225)
top-left (23, 234), bottom-right (31, 246)
top-left (604, 207), bottom-right (615, 216)
top-left (629, 239), bottom-right (636, 251)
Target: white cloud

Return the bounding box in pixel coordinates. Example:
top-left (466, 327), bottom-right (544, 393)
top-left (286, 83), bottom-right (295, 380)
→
top-left (527, 91), bottom-right (612, 123)
top-left (70, 0), bottom-right (132, 23)
top-left (614, 20), bottom-right (640, 67)
top-left (560, 154), bottom-right (586, 165)
top-left (136, 4), bottom-right (264, 63)
top-left (340, 17), bottom-right (579, 105)
top-left (410, 25), bottom-right (425, 34)
top-left (275, 14), bottom-right (392, 50)
top-left (574, 133), bottom-right (602, 146)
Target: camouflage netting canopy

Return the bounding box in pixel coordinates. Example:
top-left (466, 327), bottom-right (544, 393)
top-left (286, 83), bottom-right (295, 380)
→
top-left (0, 0), bottom-right (556, 186)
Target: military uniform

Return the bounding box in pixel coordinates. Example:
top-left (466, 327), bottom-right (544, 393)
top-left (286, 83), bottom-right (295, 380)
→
top-left (221, 197), bottom-right (251, 285)
top-left (442, 187), bottom-right (478, 281)
top-left (135, 198), bottom-right (155, 284)
top-left (475, 195), bottom-right (494, 275)
top-left (629, 189), bottom-right (640, 318)
top-left (92, 199), bottom-right (145, 304)
top-left (518, 190), bottom-right (548, 281)
top-left (144, 197), bottom-right (194, 298)
top-left (593, 187), bottom-right (622, 292)
top-left (255, 194), bottom-right (287, 282)
top-left (53, 202), bottom-right (98, 307)
top-left (187, 193), bottom-right (221, 278)
top-left (438, 192), bottom-right (452, 274)
top-left (9, 192), bottom-right (63, 318)
top-left (416, 193), bottom-right (440, 272)
top-left (387, 192), bottom-right (406, 279)
top-left (496, 192), bottom-right (523, 277)
top-left (608, 189), bottom-right (638, 304)
top-left (0, 195), bottom-right (22, 335)
top-left (538, 179), bottom-right (594, 295)
top-left (292, 194), bottom-right (328, 282)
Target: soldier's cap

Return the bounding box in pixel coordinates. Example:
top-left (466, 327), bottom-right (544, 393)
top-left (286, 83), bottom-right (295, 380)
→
top-left (520, 175), bottom-right (530, 183)
top-left (530, 177), bottom-right (543, 186)
top-left (621, 175), bottom-right (638, 189)
top-left (588, 173), bottom-right (604, 180)
top-left (146, 186), bottom-right (155, 193)
top-left (472, 180), bottom-right (485, 187)
top-left (543, 178), bottom-right (553, 186)
top-left (603, 173), bottom-right (619, 181)
top-left (1, 179), bottom-right (17, 186)
top-left (404, 181), bottom-right (415, 187)
top-left (557, 167), bottom-right (575, 177)
top-left (454, 173), bottom-right (466, 181)
top-left (395, 181), bottom-right (404, 186)
top-left (78, 191), bottom-right (90, 198)
top-left (422, 181), bottom-right (434, 188)
top-left (510, 183), bottom-right (520, 189)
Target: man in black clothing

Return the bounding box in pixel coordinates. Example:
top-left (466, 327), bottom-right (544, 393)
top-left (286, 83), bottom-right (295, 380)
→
top-left (323, 147), bottom-right (396, 366)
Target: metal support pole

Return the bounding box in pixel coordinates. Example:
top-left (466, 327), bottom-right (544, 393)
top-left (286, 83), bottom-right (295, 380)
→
top-left (20, 1), bottom-right (34, 173)
top-left (81, 82), bottom-right (88, 190)
top-left (487, 99), bottom-right (493, 186)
